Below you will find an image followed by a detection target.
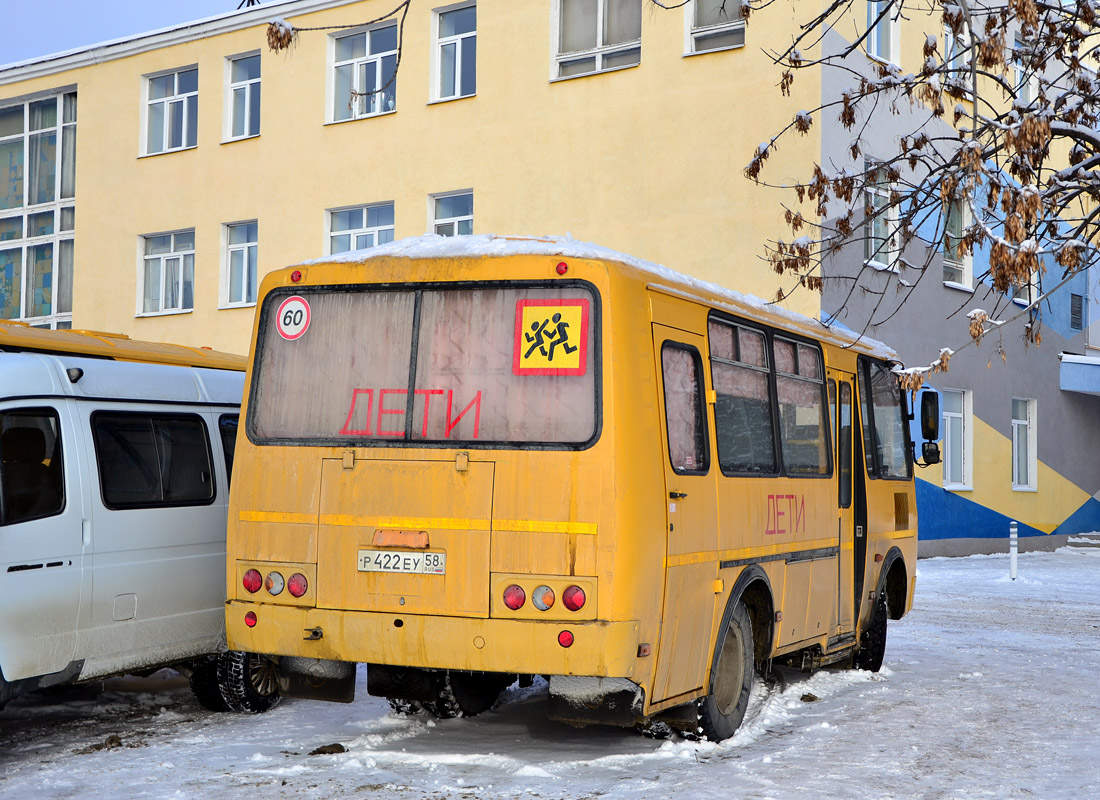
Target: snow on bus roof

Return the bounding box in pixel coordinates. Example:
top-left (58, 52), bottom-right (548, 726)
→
top-left (300, 234), bottom-right (895, 359)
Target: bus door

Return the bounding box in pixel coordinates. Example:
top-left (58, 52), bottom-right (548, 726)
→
top-left (651, 326), bottom-right (719, 703)
top-left (827, 371), bottom-right (856, 634)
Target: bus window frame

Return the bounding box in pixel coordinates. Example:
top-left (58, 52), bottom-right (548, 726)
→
top-left (706, 310), bottom-right (833, 480)
top-left (246, 280), bottom-right (604, 452)
top-left (660, 340), bottom-right (711, 476)
top-left (857, 355), bottom-right (915, 481)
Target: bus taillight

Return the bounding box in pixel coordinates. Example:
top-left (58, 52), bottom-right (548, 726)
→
top-left (562, 585), bottom-right (586, 612)
top-left (557, 630), bottom-right (574, 648)
top-left (265, 571), bottom-right (285, 596)
top-left (287, 573), bottom-right (308, 598)
top-left (503, 584), bottom-right (526, 610)
top-left (242, 569), bottom-right (262, 594)
top-left (532, 585), bottom-right (555, 611)
top-left (245, 611), bottom-right (257, 628)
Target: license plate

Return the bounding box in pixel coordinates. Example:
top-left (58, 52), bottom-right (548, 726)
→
top-left (357, 549), bottom-right (446, 575)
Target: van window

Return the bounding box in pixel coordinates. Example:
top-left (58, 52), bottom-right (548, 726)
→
top-left (0, 408), bottom-right (65, 525)
top-left (92, 413), bottom-right (215, 508)
top-left (219, 414), bottom-right (239, 486)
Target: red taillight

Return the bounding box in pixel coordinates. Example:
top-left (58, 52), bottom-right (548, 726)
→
top-left (558, 630), bottom-right (574, 648)
top-left (287, 573), bottom-right (308, 598)
top-left (291, 270), bottom-right (302, 282)
top-left (532, 585), bottom-right (555, 611)
top-left (503, 584), bottom-right (526, 610)
top-left (245, 611), bottom-right (257, 628)
top-left (556, 261), bottom-right (569, 275)
top-left (242, 569), bottom-right (262, 594)
top-left (562, 585), bottom-right (586, 612)
top-left (265, 571), bottom-right (285, 596)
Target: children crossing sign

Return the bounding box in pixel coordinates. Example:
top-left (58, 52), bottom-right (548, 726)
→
top-left (513, 298), bottom-right (589, 376)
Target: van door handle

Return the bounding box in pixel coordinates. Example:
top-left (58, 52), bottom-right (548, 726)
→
top-left (669, 491), bottom-right (688, 499)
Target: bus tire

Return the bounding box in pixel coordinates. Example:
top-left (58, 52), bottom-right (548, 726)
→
top-left (189, 655), bottom-right (231, 712)
top-left (697, 602), bottom-right (754, 742)
top-left (854, 592), bottom-right (889, 672)
top-left (427, 671), bottom-right (509, 718)
top-left (217, 651), bottom-right (282, 714)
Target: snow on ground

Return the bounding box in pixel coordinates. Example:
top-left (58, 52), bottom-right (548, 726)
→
top-left (2, 546), bottom-right (1098, 799)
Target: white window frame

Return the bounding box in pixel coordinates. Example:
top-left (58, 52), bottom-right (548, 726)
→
top-left (1013, 34), bottom-right (1039, 107)
top-left (431, 190), bottom-right (473, 236)
top-left (864, 161), bottom-right (897, 270)
top-left (684, 0), bottom-right (745, 55)
top-left (941, 388), bottom-right (972, 490)
top-left (432, 3), bottom-right (477, 102)
top-left (327, 202), bottom-right (396, 255)
top-left (943, 196), bottom-right (972, 288)
top-left (866, 0), bottom-right (899, 65)
top-left (143, 66), bottom-right (199, 155)
top-left (139, 229), bottom-right (195, 316)
top-left (1011, 397), bottom-right (1037, 491)
top-left (552, 0), bottom-right (642, 80)
top-left (1008, 270), bottom-right (1039, 306)
top-left (225, 51), bottom-right (261, 141)
top-left (944, 24), bottom-right (972, 94)
top-left (221, 221), bottom-right (258, 308)
top-left (329, 24), bottom-right (399, 123)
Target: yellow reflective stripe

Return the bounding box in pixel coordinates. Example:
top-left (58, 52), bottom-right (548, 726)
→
top-left (239, 510), bottom-right (317, 524)
top-left (493, 519), bottom-right (598, 535)
top-left (320, 515), bottom-right (490, 530)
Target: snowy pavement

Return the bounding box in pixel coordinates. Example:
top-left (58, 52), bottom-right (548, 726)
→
top-left (2, 546), bottom-right (1098, 799)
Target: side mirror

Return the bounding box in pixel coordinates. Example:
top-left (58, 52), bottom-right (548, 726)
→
top-left (920, 390), bottom-right (940, 441)
top-left (922, 441), bottom-right (941, 465)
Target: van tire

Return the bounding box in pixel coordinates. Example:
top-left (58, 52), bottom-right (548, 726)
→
top-left (217, 651), bottom-right (281, 714)
top-left (854, 592), bottom-right (889, 672)
top-left (189, 655), bottom-right (231, 712)
top-left (697, 602), bottom-right (754, 742)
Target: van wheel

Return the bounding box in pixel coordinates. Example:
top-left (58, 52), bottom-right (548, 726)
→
top-left (426, 671), bottom-right (509, 718)
top-left (217, 651), bottom-right (282, 713)
top-left (189, 655), bottom-right (231, 712)
top-left (697, 602), bottom-right (754, 742)
top-left (854, 592), bottom-right (889, 672)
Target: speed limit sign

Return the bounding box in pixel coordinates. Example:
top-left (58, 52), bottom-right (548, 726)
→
top-left (276, 295), bottom-right (311, 340)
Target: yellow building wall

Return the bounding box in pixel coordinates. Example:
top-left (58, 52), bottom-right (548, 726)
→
top-left (1, 0), bottom-right (822, 355)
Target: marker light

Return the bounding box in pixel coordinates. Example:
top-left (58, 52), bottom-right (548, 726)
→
top-left (556, 261), bottom-right (569, 275)
top-left (244, 611), bottom-right (257, 628)
top-left (265, 571), bottom-right (285, 596)
top-left (557, 630), bottom-right (574, 648)
top-left (532, 585), bottom-right (556, 611)
top-left (290, 270), bottom-right (302, 282)
top-left (503, 584), bottom-right (526, 610)
top-left (242, 569), bottom-right (262, 594)
top-left (562, 585), bottom-right (586, 612)
top-left (287, 573), bottom-right (309, 598)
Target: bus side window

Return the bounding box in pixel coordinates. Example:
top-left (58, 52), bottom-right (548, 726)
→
top-left (0, 408), bottom-right (65, 525)
top-left (661, 343), bottom-right (708, 474)
top-left (708, 320), bottom-right (776, 474)
top-left (219, 414), bottom-right (239, 487)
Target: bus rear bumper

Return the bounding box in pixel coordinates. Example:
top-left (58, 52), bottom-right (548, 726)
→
top-left (226, 601), bottom-right (641, 679)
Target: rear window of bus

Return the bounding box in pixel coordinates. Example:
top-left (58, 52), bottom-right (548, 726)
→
top-left (249, 283), bottom-right (599, 448)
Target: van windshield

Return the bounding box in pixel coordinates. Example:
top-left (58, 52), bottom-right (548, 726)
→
top-left (249, 283), bottom-right (599, 446)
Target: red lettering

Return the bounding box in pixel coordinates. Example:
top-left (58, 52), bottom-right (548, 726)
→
top-left (339, 389), bottom-right (374, 435)
top-left (415, 389), bottom-right (445, 438)
top-left (445, 390), bottom-right (482, 439)
top-left (764, 493), bottom-right (807, 536)
top-left (793, 494), bottom-right (806, 534)
top-left (766, 494), bottom-right (778, 535)
top-left (377, 389), bottom-right (408, 437)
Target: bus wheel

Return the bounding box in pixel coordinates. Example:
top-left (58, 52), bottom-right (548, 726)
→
top-left (188, 655), bottom-right (231, 712)
top-left (697, 602), bottom-right (754, 742)
top-left (217, 651), bottom-right (282, 714)
top-left (428, 671), bottom-right (509, 718)
top-left (854, 592), bottom-right (889, 672)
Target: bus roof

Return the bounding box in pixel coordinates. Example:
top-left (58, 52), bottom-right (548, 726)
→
top-left (0, 321), bottom-right (247, 371)
top-left (298, 234), bottom-right (897, 360)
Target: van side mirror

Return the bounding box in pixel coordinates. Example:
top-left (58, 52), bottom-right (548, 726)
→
top-left (920, 391), bottom-right (940, 441)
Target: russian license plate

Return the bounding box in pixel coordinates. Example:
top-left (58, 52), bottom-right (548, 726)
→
top-left (357, 549), bottom-right (446, 575)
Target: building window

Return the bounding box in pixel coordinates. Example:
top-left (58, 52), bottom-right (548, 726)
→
top-left (942, 388), bottom-right (971, 489)
top-left (864, 162), bottom-right (896, 268)
top-left (329, 203), bottom-right (395, 254)
top-left (225, 222), bottom-right (258, 306)
top-left (433, 192), bottom-right (473, 236)
top-left (1071, 292), bottom-right (1084, 331)
top-left (332, 26), bottom-right (398, 121)
top-left (689, 0), bottom-right (745, 53)
top-left (943, 197), bottom-right (971, 286)
top-left (0, 93), bottom-right (76, 330)
top-left (1014, 35), bottom-right (1038, 106)
top-left (145, 67), bottom-right (198, 154)
top-left (1011, 397), bottom-right (1036, 490)
top-left (1008, 270), bottom-right (1038, 306)
top-left (867, 1), bottom-right (896, 63)
top-left (435, 4), bottom-right (476, 101)
top-left (141, 230), bottom-right (194, 314)
top-left (944, 24), bottom-right (971, 94)
top-left (556, 0), bottom-right (641, 78)
top-left (227, 53), bottom-right (261, 139)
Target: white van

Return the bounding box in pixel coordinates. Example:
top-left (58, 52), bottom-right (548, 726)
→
top-left (0, 323), bottom-right (275, 713)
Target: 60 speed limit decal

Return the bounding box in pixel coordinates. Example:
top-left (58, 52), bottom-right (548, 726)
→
top-left (276, 295), bottom-right (311, 340)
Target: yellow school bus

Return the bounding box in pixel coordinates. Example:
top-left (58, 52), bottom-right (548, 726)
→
top-left (225, 235), bottom-right (938, 739)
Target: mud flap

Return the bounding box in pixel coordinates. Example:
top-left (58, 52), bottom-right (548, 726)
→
top-left (546, 676), bottom-right (644, 728)
top-left (278, 657), bottom-right (356, 703)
